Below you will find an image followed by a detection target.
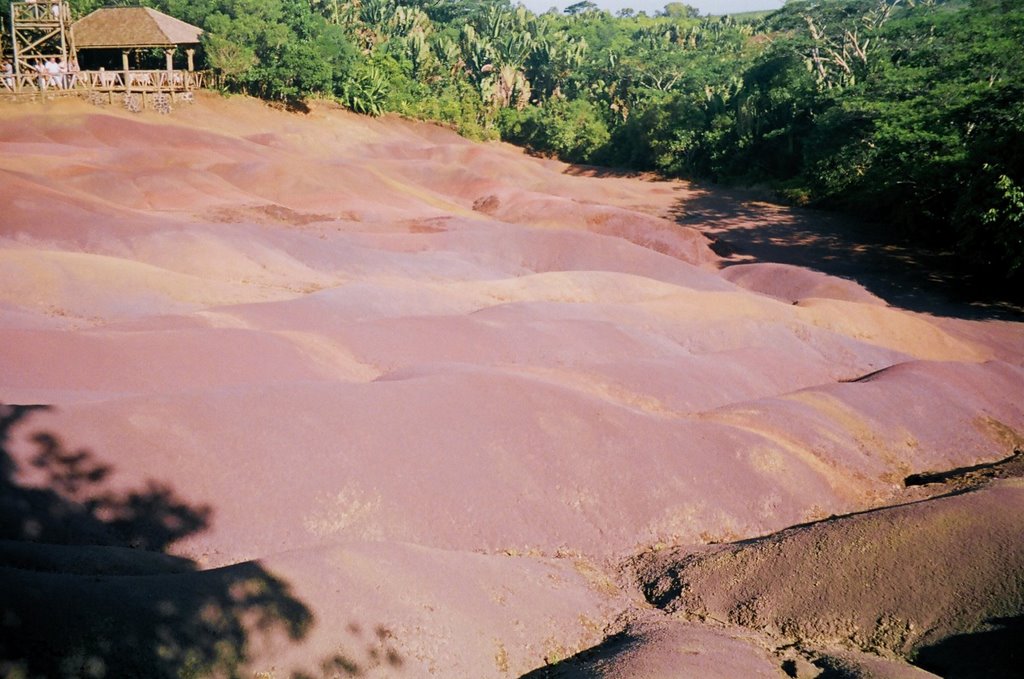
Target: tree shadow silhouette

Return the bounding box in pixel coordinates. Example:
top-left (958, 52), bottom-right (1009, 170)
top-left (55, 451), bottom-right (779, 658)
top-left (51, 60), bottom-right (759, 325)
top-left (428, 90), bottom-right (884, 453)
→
top-left (0, 403), bottom-right (314, 678)
top-left (292, 623), bottom-right (405, 679)
top-left (1, 405), bottom-right (211, 550)
top-left (911, 615), bottom-right (1024, 679)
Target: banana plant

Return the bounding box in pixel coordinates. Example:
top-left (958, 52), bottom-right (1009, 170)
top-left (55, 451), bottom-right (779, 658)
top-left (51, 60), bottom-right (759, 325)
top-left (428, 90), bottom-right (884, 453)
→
top-left (432, 34), bottom-right (464, 78)
top-left (460, 24), bottom-right (495, 82)
top-left (342, 64), bottom-right (389, 116)
top-left (527, 31), bottom-right (587, 99)
top-left (405, 27), bottom-right (433, 79)
top-left (480, 5), bottom-right (508, 41)
top-left (490, 64), bottom-right (531, 109)
top-left (495, 29), bottom-right (533, 70)
top-left (389, 5), bottom-right (430, 37)
top-left (359, 0), bottom-right (392, 26)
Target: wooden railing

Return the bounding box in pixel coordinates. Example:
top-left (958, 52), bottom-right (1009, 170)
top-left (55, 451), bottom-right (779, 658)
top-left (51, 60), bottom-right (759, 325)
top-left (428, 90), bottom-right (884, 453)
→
top-left (1, 72), bottom-right (43, 92)
top-left (1, 69), bottom-right (207, 95)
top-left (78, 69), bottom-right (207, 91)
top-left (11, 1), bottom-right (71, 25)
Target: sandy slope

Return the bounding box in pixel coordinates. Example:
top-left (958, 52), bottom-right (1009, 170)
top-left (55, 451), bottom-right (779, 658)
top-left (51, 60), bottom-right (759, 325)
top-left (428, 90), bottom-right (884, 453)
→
top-left (1, 93), bottom-right (1022, 677)
top-left (630, 477), bottom-right (1024, 678)
top-left (639, 478), bottom-right (1024, 653)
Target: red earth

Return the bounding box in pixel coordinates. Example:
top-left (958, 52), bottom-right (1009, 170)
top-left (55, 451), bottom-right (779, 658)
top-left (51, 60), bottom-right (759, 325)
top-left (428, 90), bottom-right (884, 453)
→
top-left (1, 93), bottom-right (1022, 678)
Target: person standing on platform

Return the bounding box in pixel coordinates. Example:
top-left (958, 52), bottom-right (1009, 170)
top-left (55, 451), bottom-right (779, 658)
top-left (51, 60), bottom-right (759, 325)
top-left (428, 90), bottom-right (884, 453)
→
top-left (35, 59), bottom-right (48, 90)
top-left (1, 60), bottom-right (14, 90)
top-left (44, 58), bottom-right (61, 89)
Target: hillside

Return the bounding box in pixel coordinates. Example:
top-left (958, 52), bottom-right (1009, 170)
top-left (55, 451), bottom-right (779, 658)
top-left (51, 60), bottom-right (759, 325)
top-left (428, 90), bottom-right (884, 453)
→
top-left (1, 93), bottom-right (1022, 677)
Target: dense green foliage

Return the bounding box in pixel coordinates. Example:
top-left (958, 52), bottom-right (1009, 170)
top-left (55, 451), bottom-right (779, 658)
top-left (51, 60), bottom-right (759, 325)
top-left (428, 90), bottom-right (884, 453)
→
top-left (46, 0), bottom-right (1024, 283)
top-left (757, 0), bottom-right (1024, 281)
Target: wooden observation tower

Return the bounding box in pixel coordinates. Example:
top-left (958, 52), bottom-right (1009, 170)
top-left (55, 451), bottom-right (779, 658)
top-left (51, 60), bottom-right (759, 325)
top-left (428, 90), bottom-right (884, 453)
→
top-left (8, 1), bottom-right (74, 76)
top-left (2, 3), bottom-right (206, 110)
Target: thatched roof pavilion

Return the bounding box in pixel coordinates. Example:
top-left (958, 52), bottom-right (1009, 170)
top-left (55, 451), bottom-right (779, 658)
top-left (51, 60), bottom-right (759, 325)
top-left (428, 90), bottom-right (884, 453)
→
top-left (72, 7), bottom-right (202, 70)
top-left (1, 3), bottom-right (206, 105)
top-left (72, 7), bottom-right (201, 50)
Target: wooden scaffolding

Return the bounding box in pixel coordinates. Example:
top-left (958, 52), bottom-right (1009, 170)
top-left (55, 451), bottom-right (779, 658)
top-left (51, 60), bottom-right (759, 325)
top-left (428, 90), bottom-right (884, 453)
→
top-left (8, 1), bottom-right (73, 76)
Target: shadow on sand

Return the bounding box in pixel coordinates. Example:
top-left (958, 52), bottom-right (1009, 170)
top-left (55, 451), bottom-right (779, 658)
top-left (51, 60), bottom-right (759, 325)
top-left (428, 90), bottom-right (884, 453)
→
top-left (911, 615), bottom-right (1024, 679)
top-left (0, 403), bottom-right (310, 677)
top-left (517, 629), bottom-right (634, 678)
top-left (671, 185), bottom-right (1024, 321)
top-left (0, 403), bottom-right (402, 678)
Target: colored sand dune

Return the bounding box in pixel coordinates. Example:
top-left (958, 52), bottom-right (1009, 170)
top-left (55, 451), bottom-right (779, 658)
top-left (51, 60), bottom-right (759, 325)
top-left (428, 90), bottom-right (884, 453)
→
top-left (1, 94), bottom-right (1022, 677)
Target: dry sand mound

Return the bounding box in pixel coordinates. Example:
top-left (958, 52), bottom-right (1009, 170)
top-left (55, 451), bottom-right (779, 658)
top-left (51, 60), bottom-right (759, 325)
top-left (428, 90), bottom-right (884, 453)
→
top-left (636, 476), bottom-right (1024, 675)
top-left (721, 262), bottom-right (886, 306)
top-left (648, 483), bottom-right (1024, 638)
top-left (523, 617), bottom-right (945, 679)
top-left (1, 94), bottom-right (1022, 677)
top-left (520, 617), bottom-right (790, 679)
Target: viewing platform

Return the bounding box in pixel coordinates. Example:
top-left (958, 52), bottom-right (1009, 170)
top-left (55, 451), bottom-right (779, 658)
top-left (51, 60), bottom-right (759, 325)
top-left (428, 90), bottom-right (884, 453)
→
top-left (2, 69), bottom-right (207, 100)
top-left (1, 69), bottom-right (207, 112)
top-left (1, 2), bottom-right (206, 111)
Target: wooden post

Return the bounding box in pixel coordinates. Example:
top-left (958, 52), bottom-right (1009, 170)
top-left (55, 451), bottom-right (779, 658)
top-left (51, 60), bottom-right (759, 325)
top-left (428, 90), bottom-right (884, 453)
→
top-left (121, 49), bottom-right (129, 72)
top-left (164, 48), bottom-right (174, 71)
top-left (185, 48), bottom-right (195, 72)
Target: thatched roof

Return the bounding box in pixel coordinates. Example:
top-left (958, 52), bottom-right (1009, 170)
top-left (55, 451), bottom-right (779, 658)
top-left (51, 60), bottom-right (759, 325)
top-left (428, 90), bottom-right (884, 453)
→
top-left (72, 7), bottom-right (202, 50)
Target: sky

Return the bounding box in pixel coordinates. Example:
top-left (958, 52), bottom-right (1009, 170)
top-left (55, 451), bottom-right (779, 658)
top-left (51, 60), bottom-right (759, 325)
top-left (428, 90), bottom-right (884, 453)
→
top-left (516, 0), bottom-right (785, 16)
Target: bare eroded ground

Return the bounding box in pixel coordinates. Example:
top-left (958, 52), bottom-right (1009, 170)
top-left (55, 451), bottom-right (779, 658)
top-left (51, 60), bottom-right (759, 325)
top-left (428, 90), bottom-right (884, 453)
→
top-left (1, 93), bottom-right (1022, 678)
